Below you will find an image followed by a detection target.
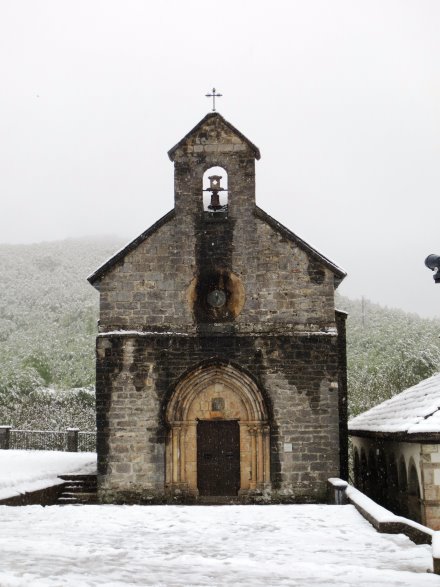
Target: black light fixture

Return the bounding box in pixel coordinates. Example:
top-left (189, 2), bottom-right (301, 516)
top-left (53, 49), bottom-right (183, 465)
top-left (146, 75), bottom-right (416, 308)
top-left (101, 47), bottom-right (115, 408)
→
top-left (425, 254), bottom-right (440, 284)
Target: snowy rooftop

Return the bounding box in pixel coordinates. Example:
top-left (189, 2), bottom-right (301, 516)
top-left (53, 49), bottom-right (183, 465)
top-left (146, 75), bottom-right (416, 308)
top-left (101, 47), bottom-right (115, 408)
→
top-left (349, 372), bottom-right (440, 435)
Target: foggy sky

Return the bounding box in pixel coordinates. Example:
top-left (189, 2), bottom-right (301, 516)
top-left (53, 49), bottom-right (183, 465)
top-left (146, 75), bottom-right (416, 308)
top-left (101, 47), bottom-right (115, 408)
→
top-left (1, 0), bottom-right (439, 318)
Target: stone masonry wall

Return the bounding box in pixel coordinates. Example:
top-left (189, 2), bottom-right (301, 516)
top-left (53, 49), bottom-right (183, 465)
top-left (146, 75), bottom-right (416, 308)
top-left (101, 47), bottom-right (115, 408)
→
top-left (95, 114), bottom-right (337, 334)
top-left (96, 332), bottom-right (342, 504)
top-left (96, 213), bottom-right (336, 334)
top-left (96, 219), bottom-right (196, 332)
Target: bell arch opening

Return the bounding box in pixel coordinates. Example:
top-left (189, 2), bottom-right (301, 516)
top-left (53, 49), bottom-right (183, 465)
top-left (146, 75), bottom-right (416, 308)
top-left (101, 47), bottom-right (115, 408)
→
top-left (165, 363), bottom-right (270, 497)
top-left (203, 166), bottom-right (228, 212)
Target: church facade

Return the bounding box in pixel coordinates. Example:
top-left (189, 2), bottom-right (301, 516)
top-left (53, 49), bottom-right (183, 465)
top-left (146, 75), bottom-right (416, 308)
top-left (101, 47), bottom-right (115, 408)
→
top-left (88, 112), bottom-right (348, 503)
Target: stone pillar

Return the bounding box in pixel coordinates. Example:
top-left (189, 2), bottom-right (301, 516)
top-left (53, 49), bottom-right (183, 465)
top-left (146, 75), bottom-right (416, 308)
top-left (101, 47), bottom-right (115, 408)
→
top-left (421, 444), bottom-right (440, 529)
top-left (179, 426), bottom-right (186, 484)
top-left (250, 427), bottom-right (257, 489)
top-left (257, 427), bottom-right (264, 485)
top-left (327, 478), bottom-right (348, 505)
top-left (67, 428), bottom-right (79, 452)
top-left (263, 426), bottom-right (271, 484)
top-left (0, 426), bottom-right (12, 449)
top-left (171, 425), bottom-right (181, 484)
top-left (432, 532), bottom-right (440, 574)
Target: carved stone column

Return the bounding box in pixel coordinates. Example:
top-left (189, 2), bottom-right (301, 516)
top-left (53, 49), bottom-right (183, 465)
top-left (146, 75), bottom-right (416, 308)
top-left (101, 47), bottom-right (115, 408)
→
top-left (179, 424), bottom-right (186, 485)
top-left (249, 427), bottom-right (257, 489)
top-left (257, 426), bottom-right (264, 485)
top-left (171, 424), bottom-right (181, 484)
top-left (263, 425), bottom-right (271, 485)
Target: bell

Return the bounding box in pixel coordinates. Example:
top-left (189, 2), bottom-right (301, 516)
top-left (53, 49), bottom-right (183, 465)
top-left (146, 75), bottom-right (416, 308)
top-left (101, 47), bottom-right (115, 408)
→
top-left (205, 175), bottom-right (224, 210)
top-left (208, 175), bottom-right (223, 191)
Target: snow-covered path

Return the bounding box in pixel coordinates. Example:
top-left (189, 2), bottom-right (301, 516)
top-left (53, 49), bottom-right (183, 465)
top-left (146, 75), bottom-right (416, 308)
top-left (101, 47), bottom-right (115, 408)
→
top-left (0, 504), bottom-right (438, 587)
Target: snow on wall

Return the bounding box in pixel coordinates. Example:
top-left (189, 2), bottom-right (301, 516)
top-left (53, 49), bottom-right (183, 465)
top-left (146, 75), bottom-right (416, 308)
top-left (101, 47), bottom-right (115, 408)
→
top-left (0, 450), bottom-right (96, 500)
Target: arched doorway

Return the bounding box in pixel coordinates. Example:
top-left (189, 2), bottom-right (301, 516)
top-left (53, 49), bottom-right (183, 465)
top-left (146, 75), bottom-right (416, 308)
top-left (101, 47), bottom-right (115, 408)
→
top-left (353, 448), bottom-right (361, 488)
top-left (376, 448), bottom-right (387, 507)
top-left (360, 449), bottom-right (367, 493)
top-left (388, 454), bottom-right (399, 513)
top-left (398, 456), bottom-right (409, 516)
top-left (165, 363), bottom-right (270, 497)
top-left (367, 449), bottom-right (378, 501)
top-left (408, 461), bottom-right (422, 524)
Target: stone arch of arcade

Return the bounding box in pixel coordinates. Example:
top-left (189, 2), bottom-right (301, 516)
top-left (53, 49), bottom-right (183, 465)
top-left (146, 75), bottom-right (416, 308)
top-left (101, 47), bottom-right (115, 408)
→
top-left (352, 442), bottom-right (423, 521)
top-left (165, 362), bottom-right (271, 497)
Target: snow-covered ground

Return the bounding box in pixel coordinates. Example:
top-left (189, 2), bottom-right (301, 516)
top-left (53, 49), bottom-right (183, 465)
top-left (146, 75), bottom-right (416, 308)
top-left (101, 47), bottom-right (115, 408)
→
top-left (0, 451), bottom-right (438, 586)
top-left (0, 504), bottom-right (438, 587)
top-left (0, 449), bottom-right (96, 500)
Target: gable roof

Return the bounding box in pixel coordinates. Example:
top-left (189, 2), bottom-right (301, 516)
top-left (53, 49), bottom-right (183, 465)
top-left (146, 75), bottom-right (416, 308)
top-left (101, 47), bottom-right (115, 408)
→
top-left (167, 112), bottom-right (261, 161)
top-left (255, 206), bottom-right (346, 285)
top-left (349, 372), bottom-right (440, 440)
top-left (88, 209), bottom-right (175, 286)
top-left (88, 206), bottom-right (347, 287)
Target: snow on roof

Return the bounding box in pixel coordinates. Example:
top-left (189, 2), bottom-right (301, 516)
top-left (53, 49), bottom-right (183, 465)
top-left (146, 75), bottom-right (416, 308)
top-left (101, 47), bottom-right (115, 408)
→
top-left (98, 330), bottom-right (189, 337)
top-left (349, 372), bottom-right (440, 435)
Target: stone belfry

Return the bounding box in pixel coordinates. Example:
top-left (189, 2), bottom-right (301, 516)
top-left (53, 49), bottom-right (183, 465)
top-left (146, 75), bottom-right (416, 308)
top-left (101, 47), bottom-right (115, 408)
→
top-left (88, 109), bottom-right (348, 504)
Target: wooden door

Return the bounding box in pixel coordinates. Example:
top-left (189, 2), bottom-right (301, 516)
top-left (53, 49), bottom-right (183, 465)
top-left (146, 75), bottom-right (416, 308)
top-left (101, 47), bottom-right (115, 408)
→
top-left (197, 420), bottom-right (240, 496)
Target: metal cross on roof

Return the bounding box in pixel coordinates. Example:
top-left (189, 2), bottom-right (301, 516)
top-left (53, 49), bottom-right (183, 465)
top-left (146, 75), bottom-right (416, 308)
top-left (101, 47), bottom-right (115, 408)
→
top-left (205, 88), bottom-right (222, 112)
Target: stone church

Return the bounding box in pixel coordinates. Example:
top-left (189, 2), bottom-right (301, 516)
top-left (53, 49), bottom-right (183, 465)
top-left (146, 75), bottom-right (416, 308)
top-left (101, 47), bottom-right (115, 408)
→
top-left (88, 111), bottom-right (348, 503)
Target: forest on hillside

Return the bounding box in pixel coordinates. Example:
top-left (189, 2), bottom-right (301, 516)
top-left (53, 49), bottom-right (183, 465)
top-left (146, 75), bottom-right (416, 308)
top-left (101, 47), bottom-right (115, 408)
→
top-left (0, 238), bottom-right (123, 430)
top-left (336, 295), bottom-right (440, 417)
top-left (0, 238), bottom-right (439, 430)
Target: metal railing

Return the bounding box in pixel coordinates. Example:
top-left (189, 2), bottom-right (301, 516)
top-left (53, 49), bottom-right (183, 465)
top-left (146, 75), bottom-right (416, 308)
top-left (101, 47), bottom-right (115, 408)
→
top-left (0, 426), bottom-right (96, 452)
top-left (78, 431), bottom-right (96, 452)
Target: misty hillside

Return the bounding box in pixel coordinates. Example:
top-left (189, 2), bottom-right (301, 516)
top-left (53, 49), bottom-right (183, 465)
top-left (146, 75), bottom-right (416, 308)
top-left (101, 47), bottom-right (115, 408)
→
top-left (0, 237), bottom-right (439, 429)
top-left (0, 237), bottom-right (124, 430)
top-left (336, 295), bottom-right (440, 417)
top-left (0, 237), bottom-right (124, 391)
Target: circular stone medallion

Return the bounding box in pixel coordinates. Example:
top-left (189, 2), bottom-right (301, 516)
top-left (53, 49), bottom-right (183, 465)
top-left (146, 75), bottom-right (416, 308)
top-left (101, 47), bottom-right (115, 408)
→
top-left (207, 289), bottom-right (226, 308)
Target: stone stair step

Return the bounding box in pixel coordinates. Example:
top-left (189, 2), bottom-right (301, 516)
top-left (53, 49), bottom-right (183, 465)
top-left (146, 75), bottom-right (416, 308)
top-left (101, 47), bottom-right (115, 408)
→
top-left (63, 485), bottom-right (92, 492)
top-left (198, 495), bottom-right (241, 505)
top-left (55, 474), bottom-right (98, 505)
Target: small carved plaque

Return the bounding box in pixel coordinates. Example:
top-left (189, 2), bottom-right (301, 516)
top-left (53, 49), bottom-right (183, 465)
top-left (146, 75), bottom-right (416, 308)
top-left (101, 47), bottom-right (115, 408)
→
top-left (211, 397), bottom-right (225, 411)
top-left (283, 443), bottom-right (293, 453)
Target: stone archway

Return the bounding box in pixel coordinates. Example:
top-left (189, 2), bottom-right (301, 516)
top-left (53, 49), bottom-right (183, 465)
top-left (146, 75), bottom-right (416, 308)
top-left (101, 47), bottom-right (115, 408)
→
top-left (408, 460), bottom-right (422, 524)
top-left (165, 363), bottom-right (270, 497)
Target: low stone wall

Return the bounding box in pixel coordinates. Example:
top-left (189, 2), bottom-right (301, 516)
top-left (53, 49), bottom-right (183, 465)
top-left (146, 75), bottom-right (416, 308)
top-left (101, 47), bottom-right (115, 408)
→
top-left (0, 482), bottom-right (65, 506)
top-left (328, 478), bottom-right (433, 544)
top-left (328, 478), bottom-right (440, 575)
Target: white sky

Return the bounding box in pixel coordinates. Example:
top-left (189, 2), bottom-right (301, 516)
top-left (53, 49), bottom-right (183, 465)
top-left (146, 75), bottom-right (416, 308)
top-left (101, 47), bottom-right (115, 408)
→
top-left (1, 0), bottom-right (439, 318)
